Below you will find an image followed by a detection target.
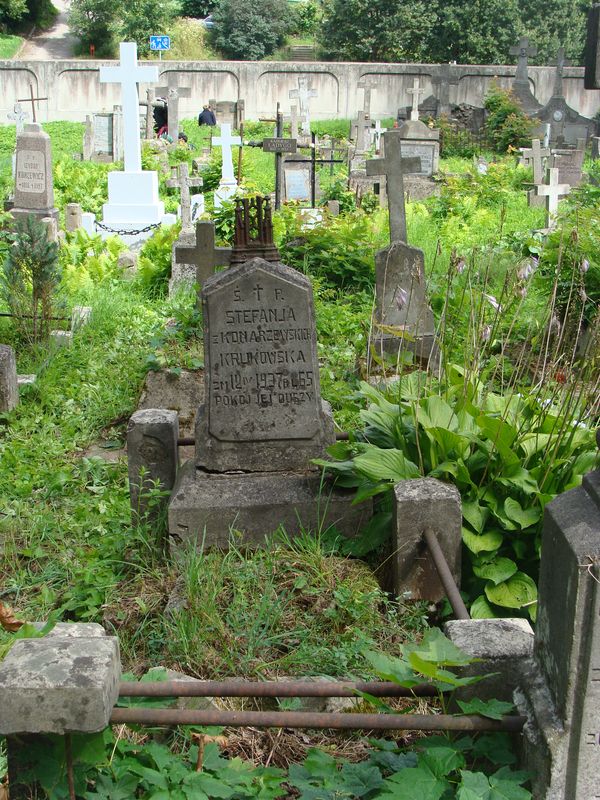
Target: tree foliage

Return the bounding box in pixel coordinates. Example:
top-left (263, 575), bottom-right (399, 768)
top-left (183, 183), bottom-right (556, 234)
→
top-left (210, 0), bottom-right (291, 60)
top-left (120, 0), bottom-right (179, 54)
top-left (319, 0), bottom-right (435, 62)
top-left (68, 0), bottom-right (123, 55)
top-left (178, 0), bottom-right (216, 19)
top-left (521, 0), bottom-right (594, 64)
top-left (0, 0), bottom-right (27, 30)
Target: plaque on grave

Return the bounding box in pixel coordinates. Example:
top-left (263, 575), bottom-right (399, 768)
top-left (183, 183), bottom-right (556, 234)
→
top-left (93, 113), bottom-right (114, 158)
top-left (195, 258), bottom-right (334, 472)
top-left (552, 144), bottom-right (585, 187)
top-left (397, 119), bottom-right (440, 177)
top-left (263, 138), bottom-right (297, 154)
top-left (284, 167), bottom-right (311, 201)
top-left (400, 143), bottom-right (435, 176)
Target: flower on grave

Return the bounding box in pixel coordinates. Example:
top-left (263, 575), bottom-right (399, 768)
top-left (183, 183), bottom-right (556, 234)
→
top-left (456, 259), bottom-right (466, 274)
top-left (517, 285), bottom-right (528, 298)
top-left (517, 261), bottom-right (535, 281)
top-left (580, 258), bottom-right (590, 274)
top-left (481, 324), bottom-right (492, 342)
top-left (483, 293), bottom-right (501, 312)
top-left (395, 288), bottom-right (409, 311)
top-left (580, 288), bottom-right (587, 302)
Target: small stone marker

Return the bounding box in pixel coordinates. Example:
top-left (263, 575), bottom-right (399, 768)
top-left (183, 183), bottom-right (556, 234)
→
top-left (407, 78), bottom-right (426, 121)
top-left (289, 76), bottom-right (317, 137)
top-left (366, 130), bottom-right (420, 242)
top-left (166, 162), bottom-right (203, 230)
top-left (174, 219), bottom-right (232, 286)
top-left (156, 72), bottom-right (192, 142)
top-left (212, 123), bottom-right (242, 207)
top-left (65, 202), bottom-right (83, 232)
top-left (283, 156), bottom-right (312, 202)
top-left (0, 345), bottom-right (19, 411)
top-left (195, 258), bottom-right (334, 473)
top-left (535, 167), bottom-right (570, 227)
top-left (12, 123), bottom-right (58, 223)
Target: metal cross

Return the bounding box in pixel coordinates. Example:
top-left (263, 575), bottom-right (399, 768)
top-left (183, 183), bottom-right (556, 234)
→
top-left (289, 76), bottom-right (317, 136)
top-left (407, 78), bottom-right (426, 121)
top-left (510, 37), bottom-right (538, 83)
top-left (174, 220), bottom-right (232, 286)
top-left (99, 42), bottom-right (158, 173)
top-left (156, 72), bottom-right (192, 141)
top-left (536, 167), bottom-right (570, 226)
top-left (17, 84), bottom-right (48, 123)
top-left (166, 162), bottom-right (204, 230)
top-left (366, 130), bottom-right (421, 242)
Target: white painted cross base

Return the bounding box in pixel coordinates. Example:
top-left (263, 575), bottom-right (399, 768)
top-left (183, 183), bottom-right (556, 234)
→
top-left (214, 180), bottom-right (238, 208)
top-left (103, 171), bottom-right (164, 225)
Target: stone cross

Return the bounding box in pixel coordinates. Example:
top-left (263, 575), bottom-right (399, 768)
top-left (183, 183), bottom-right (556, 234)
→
top-left (174, 220), bottom-right (231, 286)
top-left (213, 123), bottom-right (242, 184)
top-left (551, 47), bottom-right (569, 98)
top-left (366, 130), bottom-right (420, 242)
top-left (353, 110), bottom-right (370, 152)
top-left (166, 162), bottom-right (203, 230)
top-left (357, 79), bottom-right (374, 114)
top-left (99, 42), bottom-right (159, 173)
top-left (407, 78), bottom-right (426, 121)
top-left (510, 37), bottom-right (538, 83)
top-left (8, 103), bottom-right (27, 134)
top-left (521, 137), bottom-right (550, 184)
top-left (536, 167), bottom-right (570, 226)
top-left (156, 72), bottom-right (192, 142)
top-left (145, 87), bottom-right (155, 139)
top-left (288, 104), bottom-right (299, 139)
top-left (289, 76), bottom-right (317, 137)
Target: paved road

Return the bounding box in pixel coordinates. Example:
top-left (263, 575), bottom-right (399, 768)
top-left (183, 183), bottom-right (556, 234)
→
top-left (18, 0), bottom-right (79, 60)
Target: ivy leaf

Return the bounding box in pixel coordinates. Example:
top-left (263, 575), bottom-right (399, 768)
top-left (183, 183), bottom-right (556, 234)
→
top-left (485, 572), bottom-right (537, 610)
top-left (457, 698), bottom-right (515, 721)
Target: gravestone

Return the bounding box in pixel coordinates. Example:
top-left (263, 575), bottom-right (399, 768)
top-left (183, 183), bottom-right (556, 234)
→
top-left (289, 76), bottom-right (317, 137)
top-left (585, 3), bottom-right (600, 89)
top-left (370, 241), bottom-right (438, 369)
top-left (431, 64), bottom-right (459, 117)
top-left (168, 258), bottom-right (368, 548)
top-left (156, 72), bottom-right (192, 142)
top-left (398, 119), bottom-right (440, 177)
top-left (171, 219), bottom-right (231, 291)
top-left (145, 87), bottom-right (155, 139)
top-left (90, 113), bottom-right (116, 162)
top-left (516, 450), bottom-right (600, 800)
top-left (366, 129), bottom-right (421, 242)
top-left (65, 202), bottom-right (83, 232)
top-left (350, 110), bottom-right (371, 155)
top-left (209, 99), bottom-right (245, 130)
top-left (212, 123), bottom-right (242, 207)
top-left (0, 345), bottom-right (19, 412)
top-left (535, 167), bottom-right (570, 228)
top-left (535, 47), bottom-right (594, 145)
top-left (82, 115), bottom-right (94, 160)
top-left (521, 138), bottom-right (551, 207)
top-left (283, 155), bottom-right (312, 202)
top-left (509, 36), bottom-right (542, 113)
top-left (357, 78), bottom-right (378, 115)
top-left (592, 136), bottom-right (600, 159)
top-left (373, 120), bottom-right (386, 153)
top-left (166, 162), bottom-right (203, 230)
top-left (407, 78), bottom-right (426, 121)
top-left (551, 138), bottom-right (586, 186)
top-left (11, 123), bottom-right (58, 223)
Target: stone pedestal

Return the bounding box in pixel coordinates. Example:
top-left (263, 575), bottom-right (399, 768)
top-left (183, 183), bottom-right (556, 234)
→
top-left (11, 123), bottom-right (58, 223)
top-left (397, 120), bottom-right (440, 176)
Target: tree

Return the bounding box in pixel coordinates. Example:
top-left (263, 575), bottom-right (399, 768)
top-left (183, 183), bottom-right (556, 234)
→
top-left (178, 0), bottom-right (216, 19)
top-left (319, 0), bottom-right (436, 62)
top-left (120, 0), bottom-right (179, 54)
top-left (68, 0), bottom-right (123, 55)
top-left (0, 0), bottom-right (27, 31)
top-left (521, 0), bottom-right (593, 64)
top-left (210, 0), bottom-right (291, 60)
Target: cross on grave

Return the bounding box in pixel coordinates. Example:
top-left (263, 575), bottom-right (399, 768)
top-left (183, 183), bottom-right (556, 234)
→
top-left (212, 123), bottom-right (242, 206)
top-left (166, 162), bottom-right (203, 230)
top-left (510, 36), bottom-right (538, 83)
top-left (174, 220), bottom-right (232, 286)
top-left (357, 79), bottom-right (375, 114)
top-left (407, 78), bottom-right (426, 121)
top-left (283, 132), bottom-right (343, 208)
top-left (156, 72), bottom-right (192, 142)
top-left (366, 130), bottom-right (420, 243)
top-left (99, 42), bottom-right (159, 173)
top-left (352, 110), bottom-right (370, 152)
top-left (17, 84), bottom-right (48, 123)
top-left (145, 87), bottom-right (155, 139)
top-left (289, 76), bottom-right (317, 137)
top-left (521, 138), bottom-right (551, 183)
top-left (535, 167), bottom-right (570, 226)
top-left (550, 46), bottom-right (570, 98)
top-left (8, 103), bottom-right (27, 133)
top-left (288, 104), bottom-right (299, 139)
top-left (373, 120), bottom-right (386, 154)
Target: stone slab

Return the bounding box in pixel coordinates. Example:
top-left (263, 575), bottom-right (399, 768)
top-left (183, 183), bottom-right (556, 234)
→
top-left (168, 460), bottom-right (372, 550)
top-left (138, 368), bottom-right (204, 439)
top-left (0, 634), bottom-right (120, 734)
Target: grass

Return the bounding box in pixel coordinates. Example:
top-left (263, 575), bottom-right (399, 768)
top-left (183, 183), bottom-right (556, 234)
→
top-left (0, 33), bottom-right (23, 59)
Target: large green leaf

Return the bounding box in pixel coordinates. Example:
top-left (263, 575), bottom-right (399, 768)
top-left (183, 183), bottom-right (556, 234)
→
top-left (418, 396), bottom-right (457, 431)
top-left (409, 627), bottom-right (474, 666)
top-left (470, 596), bottom-right (498, 619)
top-left (364, 650), bottom-right (423, 687)
top-left (485, 572), bottom-right (537, 610)
top-left (353, 445), bottom-right (421, 482)
top-left (462, 500), bottom-right (487, 533)
top-left (473, 557), bottom-right (518, 585)
top-left (462, 528), bottom-right (503, 554)
top-left (381, 763), bottom-right (449, 800)
top-left (419, 743), bottom-right (465, 778)
top-left (502, 498), bottom-right (540, 529)
top-left (457, 770), bottom-right (491, 799)
top-left (457, 698), bottom-right (515, 721)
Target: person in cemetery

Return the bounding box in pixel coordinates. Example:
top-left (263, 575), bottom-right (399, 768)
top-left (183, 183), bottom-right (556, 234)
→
top-left (153, 96), bottom-right (168, 136)
top-left (198, 103), bottom-right (217, 126)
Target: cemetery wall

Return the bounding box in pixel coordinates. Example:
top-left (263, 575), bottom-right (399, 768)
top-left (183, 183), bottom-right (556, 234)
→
top-left (1, 59), bottom-right (599, 123)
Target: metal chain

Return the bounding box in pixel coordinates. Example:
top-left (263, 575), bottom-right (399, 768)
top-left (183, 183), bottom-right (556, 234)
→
top-left (94, 220), bottom-right (161, 237)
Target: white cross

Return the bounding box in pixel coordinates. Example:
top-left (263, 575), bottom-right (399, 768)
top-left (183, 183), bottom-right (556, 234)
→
top-left (536, 167), bottom-right (570, 225)
top-left (407, 78), bottom-right (426, 121)
top-left (8, 102), bottom-right (27, 134)
top-left (212, 123), bottom-right (242, 183)
top-left (99, 42), bottom-right (158, 173)
top-left (289, 77), bottom-right (317, 136)
top-left (373, 120), bottom-right (386, 153)
top-left (520, 138), bottom-right (550, 184)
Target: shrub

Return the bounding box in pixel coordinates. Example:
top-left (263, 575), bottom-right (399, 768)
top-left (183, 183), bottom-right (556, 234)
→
top-left (210, 0), bottom-right (291, 60)
top-left (484, 84), bottom-right (535, 153)
top-left (136, 223), bottom-right (181, 297)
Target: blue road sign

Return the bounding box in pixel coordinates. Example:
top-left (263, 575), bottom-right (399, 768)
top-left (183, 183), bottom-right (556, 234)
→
top-left (150, 36), bottom-right (171, 51)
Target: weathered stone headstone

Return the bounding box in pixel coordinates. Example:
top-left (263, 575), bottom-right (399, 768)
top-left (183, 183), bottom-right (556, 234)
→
top-left (373, 120), bottom-right (386, 153)
top-left (535, 167), bottom-right (571, 228)
top-left (431, 64), bottom-right (459, 117)
top-left (0, 345), bottom-right (19, 411)
top-left (521, 138), bottom-right (551, 207)
top-left (11, 123), bottom-right (58, 223)
top-left (350, 110), bottom-right (371, 155)
top-left (535, 47), bottom-right (594, 145)
top-left (212, 123), bottom-right (242, 207)
top-left (156, 72), bottom-right (192, 142)
top-left (592, 136), bottom-right (600, 159)
top-left (398, 119), bottom-right (440, 177)
top-left (283, 155), bottom-right (312, 202)
top-left (171, 219), bottom-right (231, 291)
top-left (366, 130), bottom-right (420, 242)
top-left (551, 138), bottom-right (586, 186)
top-left (288, 104), bottom-right (299, 139)
top-left (65, 202), bottom-right (83, 232)
top-left (289, 76), bottom-right (317, 137)
top-left (370, 241), bottom-right (438, 369)
top-left (166, 162), bottom-right (203, 230)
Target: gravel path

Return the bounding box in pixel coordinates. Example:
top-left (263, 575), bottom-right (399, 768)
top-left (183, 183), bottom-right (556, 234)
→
top-left (18, 0), bottom-right (79, 60)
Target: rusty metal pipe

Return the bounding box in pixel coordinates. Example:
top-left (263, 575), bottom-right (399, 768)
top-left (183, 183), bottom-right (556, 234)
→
top-left (119, 680), bottom-right (440, 698)
top-left (423, 527), bottom-right (470, 620)
top-left (110, 707), bottom-right (526, 732)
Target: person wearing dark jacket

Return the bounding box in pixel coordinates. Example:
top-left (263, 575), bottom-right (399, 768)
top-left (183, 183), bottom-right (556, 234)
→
top-left (198, 104), bottom-right (217, 126)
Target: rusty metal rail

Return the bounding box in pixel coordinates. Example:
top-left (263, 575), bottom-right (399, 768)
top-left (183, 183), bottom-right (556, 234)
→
top-left (111, 706), bottom-right (526, 732)
top-left (423, 527), bottom-right (471, 620)
top-left (119, 679), bottom-right (440, 698)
